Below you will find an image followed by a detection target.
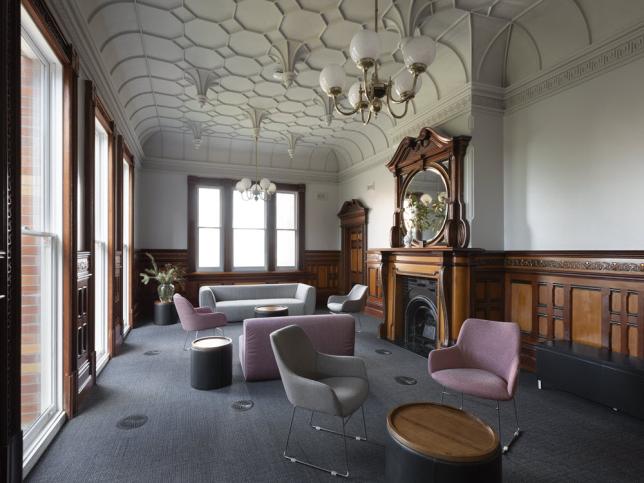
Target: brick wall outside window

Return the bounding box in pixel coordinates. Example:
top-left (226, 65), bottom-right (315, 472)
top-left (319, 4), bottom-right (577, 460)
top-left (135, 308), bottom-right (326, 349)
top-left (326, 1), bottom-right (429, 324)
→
top-left (21, 54), bottom-right (43, 430)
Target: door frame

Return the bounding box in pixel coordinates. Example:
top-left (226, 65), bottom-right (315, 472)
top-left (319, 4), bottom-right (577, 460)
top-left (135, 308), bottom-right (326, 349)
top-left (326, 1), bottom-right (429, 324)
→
top-left (337, 199), bottom-right (368, 294)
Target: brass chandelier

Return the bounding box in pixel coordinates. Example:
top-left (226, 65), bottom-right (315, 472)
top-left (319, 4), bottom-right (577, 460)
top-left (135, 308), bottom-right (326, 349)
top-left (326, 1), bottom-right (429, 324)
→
top-left (318, 0), bottom-right (436, 125)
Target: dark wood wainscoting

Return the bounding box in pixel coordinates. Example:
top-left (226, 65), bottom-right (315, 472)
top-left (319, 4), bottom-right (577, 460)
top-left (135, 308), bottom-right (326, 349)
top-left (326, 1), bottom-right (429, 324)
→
top-left (367, 249), bottom-right (644, 371)
top-left (134, 249), bottom-right (341, 323)
top-left (303, 250), bottom-right (340, 306)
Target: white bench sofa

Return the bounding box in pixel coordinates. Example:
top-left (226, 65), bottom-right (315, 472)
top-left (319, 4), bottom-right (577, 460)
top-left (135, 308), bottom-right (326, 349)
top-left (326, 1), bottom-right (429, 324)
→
top-left (198, 283), bottom-right (316, 322)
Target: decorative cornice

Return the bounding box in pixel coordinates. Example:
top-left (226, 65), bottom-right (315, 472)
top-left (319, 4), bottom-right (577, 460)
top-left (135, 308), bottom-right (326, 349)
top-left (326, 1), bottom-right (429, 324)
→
top-left (388, 85), bottom-right (472, 146)
top-left (48, 0), bottom-right (144, 162)
top-left (141, 156), bottom-right (338, 183)
top-left (505, 22), bottom-right (644, 113)
top-left (505, 257), bottom-right (644, 274)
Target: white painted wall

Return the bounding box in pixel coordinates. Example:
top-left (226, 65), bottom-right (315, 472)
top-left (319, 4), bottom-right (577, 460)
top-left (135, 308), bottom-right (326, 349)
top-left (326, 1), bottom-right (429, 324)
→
top-left (504, 56), bottom-right (644, 250)
top-left (134, 169), bottom-right (340, 250)
top-left (339, 163), bottom-right (396, 249)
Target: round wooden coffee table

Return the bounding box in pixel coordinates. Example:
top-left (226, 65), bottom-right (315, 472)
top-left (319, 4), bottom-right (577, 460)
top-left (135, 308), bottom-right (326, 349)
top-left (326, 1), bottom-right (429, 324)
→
top-left (254, 305), bottom-right (289, 317)
top-left (386, 402), bottom-right (501, 483)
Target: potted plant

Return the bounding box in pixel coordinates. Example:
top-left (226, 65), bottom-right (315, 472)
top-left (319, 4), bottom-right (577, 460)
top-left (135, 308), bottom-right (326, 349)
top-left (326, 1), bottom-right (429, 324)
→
top-left (140, 253), bottom-right (186, 303)
top-left (403, 192), bottom-right (448, 246)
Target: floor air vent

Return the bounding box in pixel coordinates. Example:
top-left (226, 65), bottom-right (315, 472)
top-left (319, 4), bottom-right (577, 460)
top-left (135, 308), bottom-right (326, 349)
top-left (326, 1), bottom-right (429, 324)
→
top-left (231, 400), bottom-right (254, 411)
top-left (117, 415), bottom-right (148, 430)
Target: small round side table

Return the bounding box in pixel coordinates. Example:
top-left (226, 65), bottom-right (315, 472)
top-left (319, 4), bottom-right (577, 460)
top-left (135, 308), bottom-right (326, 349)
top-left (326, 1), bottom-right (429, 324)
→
top-left (253, 305), bottom-right (289, 318)
top-left (154, 301), bottom-right (177, 325)
top-left (190, 336), bottom-right (233, 390)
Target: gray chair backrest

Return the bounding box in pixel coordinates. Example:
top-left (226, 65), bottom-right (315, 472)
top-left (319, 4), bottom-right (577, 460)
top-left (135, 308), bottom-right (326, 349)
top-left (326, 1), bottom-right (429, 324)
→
top-left (270, 325), bottom-right (317, 380)
top-left (347, 284), bottom-right (368, 302)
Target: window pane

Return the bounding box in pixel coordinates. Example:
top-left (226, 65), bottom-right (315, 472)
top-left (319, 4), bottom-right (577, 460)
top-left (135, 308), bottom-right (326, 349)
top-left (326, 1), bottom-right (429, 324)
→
top-left (199, 228), bottom-right (221, 268)
top-left (276, 192), bottom-right (295, 229)
top-left (198, 187), bottom-right (220, 227)
top-left (233, 190), bottom-right (265, 229)
top-left (233, 229), bottom-right (266, 268)
top-left (20, 235), bottom-right (53, 430)
top-left (277, 230), bottom-right (296, 267)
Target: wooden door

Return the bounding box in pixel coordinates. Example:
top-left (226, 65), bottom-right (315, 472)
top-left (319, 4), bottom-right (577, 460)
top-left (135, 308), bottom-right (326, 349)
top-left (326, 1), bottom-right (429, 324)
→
top-left (338, 200), bottom-right (368, 293)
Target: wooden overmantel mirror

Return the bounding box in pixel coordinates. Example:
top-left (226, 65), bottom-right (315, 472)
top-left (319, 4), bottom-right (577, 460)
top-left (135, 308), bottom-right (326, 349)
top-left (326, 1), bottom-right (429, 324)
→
top-left (387, 127), bottom-right (471, 248)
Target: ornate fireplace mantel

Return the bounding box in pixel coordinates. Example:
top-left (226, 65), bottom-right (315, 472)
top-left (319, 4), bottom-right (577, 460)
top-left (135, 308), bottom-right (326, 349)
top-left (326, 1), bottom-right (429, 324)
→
top-left (368, 247), bottom-right (485, 347)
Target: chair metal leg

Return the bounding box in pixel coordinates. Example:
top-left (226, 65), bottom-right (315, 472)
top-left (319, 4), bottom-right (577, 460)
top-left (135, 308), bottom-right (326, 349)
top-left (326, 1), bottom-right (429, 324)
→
top-left (502, 397), bottom-right (522, 454)
top-left (283, 407), bottom-right (350, 478)
top-left (309, 407), bottom-right (368, 441)
top-left (496, 401), bottom-right (502, 445)
top-left (182, 331), bottom-right (192, 351)
top-left (440, 387), bottom-right (445, 404)
top-left (460, 393), bottom-right (464, 410)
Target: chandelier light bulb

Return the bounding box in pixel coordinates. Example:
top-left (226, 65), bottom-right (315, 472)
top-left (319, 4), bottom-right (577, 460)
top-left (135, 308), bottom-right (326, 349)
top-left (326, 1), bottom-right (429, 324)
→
top-left (393, 69), bottom-right (422, 98)
top-left (347, 81), bottom-right (363, 108)
top-left (401, 36), bottom-right (436, 70)
top-left (319, 64), bottom-right (346, 95)
top-left (349, 29), bottom-right (381, 66)
top-left (268, 183), bottom-right (277, 194)
top-left (241, 177), bottom-right (252, 190)
top-left (259, 178), bottom-right (271, 190)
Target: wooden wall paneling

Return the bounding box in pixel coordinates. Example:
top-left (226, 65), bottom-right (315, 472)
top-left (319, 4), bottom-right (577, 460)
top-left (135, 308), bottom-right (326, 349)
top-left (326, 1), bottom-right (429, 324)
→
top-left (302, 250), bottom-right (340, 307)
top-left (76, 253), bottom-right (92, 395)
top-left (570, 287), bottom-right (603, 347)
top-left (1, 0), bottom-right (23, 478)
top-left (365, 251), bottom-right (384, 318)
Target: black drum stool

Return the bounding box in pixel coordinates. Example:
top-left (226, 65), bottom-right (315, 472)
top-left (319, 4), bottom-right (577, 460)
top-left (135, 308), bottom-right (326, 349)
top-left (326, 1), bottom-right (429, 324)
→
top-left (190, 336), bottom-right (232, 390)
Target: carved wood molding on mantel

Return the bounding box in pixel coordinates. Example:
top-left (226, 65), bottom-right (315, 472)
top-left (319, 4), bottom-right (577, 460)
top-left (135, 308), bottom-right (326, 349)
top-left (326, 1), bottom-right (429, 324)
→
top-left (505, 258), bottom-right (644, 274)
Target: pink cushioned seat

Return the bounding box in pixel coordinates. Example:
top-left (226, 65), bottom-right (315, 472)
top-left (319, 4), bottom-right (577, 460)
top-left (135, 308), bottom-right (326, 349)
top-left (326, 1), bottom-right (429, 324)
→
top-left (431, 368), bottom-right (511, 401)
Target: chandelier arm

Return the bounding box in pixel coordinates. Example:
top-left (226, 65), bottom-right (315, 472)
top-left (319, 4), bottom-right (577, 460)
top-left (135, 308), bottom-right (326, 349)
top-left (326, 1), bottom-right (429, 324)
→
top-left (332, 95), bottom-right (361, 116)
top-left (364, 109), bottom-right (372, 125)
top-left (386, 95), bottom-right (412, 119)
top-left (387, 83), bottom-right (408, 105)
top-left (362, 67), bottom-right (374, 103)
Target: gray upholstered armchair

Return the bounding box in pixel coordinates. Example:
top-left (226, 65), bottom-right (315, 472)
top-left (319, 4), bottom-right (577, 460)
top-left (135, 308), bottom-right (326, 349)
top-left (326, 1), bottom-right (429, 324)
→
top-left (270, 325), bottom-right (369, 478)
top-left (327, 284), bottom-right (368, 332)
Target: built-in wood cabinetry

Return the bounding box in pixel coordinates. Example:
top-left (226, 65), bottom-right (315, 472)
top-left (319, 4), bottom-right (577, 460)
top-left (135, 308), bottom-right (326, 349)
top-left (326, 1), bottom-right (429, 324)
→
top-left (367, 249), bottom-right (644, 370)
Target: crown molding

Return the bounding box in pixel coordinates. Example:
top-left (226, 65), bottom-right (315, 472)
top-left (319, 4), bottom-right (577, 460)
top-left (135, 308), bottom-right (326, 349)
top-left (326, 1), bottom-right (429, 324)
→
top-left (505, 21), bottom-right (644, 113)
top-left (141, 156), bottom-right (339, 183)
top-left (388, 85), bottom-right (472, 147)
top-left (47, 0), bottom-right (144, 162)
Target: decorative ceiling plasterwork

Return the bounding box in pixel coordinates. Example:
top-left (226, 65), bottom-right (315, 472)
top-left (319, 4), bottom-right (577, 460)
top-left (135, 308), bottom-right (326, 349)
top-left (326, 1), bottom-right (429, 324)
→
top-left (57, 0), bottom-right (644, 178)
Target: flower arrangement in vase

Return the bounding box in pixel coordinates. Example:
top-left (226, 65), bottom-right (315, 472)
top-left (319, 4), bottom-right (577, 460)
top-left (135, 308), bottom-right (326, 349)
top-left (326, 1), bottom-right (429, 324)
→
top-left (139, 253), bottom-right (186, 303)
top-left (403, 191), bottom-right (448, 245)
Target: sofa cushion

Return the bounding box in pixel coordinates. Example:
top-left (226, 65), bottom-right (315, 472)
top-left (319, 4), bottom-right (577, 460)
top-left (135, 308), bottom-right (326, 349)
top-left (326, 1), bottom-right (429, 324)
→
top-left (240, 314), bottom-right (355, 381)
top-left (212, 284), bottom-right (298, 301)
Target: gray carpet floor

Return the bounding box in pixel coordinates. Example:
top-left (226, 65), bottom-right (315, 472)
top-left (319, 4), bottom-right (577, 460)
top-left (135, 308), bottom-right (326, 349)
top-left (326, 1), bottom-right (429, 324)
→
top-left (27, 314), bottom-right (644, 482)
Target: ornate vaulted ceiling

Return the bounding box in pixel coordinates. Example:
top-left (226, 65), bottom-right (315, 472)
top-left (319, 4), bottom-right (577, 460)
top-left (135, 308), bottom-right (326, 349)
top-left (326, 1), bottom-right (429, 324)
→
top-left (70, 0), bottom-right (644, 175)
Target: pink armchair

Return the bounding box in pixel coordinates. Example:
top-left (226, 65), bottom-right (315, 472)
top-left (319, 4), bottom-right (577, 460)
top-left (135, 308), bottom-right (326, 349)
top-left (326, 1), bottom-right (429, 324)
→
top-left (428, 318), bottom-right (521, 453)
top-left (173, 294), bottom-right (227, 350)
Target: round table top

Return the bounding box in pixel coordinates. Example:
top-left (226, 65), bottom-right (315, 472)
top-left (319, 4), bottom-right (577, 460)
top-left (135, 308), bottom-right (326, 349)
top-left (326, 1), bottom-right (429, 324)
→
top-left (191, 336), bottom-right (232, 350)
top-left (254, 305), bottom-right (288, 313)
top-left (387, 402), bottom-right (499, 463)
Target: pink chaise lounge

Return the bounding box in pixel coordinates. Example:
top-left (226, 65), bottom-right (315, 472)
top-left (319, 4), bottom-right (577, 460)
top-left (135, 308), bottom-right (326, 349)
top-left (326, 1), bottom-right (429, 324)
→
top-left (239, 314), bottom-right (355, 381)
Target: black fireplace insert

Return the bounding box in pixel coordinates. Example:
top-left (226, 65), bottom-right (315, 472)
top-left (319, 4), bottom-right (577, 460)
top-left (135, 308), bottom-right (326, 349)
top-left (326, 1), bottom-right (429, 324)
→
top-left (399, 277), bottom-right (439, 357)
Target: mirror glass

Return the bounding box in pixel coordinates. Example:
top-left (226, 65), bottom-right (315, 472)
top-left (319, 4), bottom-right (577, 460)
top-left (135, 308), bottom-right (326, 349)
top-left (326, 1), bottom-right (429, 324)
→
top-left (402, 168), bottom-right (448, 243)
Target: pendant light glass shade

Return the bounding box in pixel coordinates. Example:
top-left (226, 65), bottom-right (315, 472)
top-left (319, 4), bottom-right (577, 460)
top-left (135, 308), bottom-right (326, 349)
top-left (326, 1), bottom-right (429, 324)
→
top-left (401, 36), bottom-right (436, 68)
top-left (319, 65), bottom-right (346, 95)
top-left (393, 69), bottom-right (422, 98)
top-left (349, 29), bottom-right (381, 64)
top-left (347, 81), bottom-right (362, 108)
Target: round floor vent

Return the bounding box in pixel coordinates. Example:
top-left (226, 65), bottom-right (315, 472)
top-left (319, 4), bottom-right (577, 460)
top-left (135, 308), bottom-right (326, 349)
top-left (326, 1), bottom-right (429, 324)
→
top-left (231, 400), bottom-right (254, 411)
top-left (117, 415), bottom-right (148, 430)
top-left (375, 349), bottom-right (392, 355)
top-left (143, 350), bottom-right (161, 356)
top-left (394, 376), bottom-right (418, 386)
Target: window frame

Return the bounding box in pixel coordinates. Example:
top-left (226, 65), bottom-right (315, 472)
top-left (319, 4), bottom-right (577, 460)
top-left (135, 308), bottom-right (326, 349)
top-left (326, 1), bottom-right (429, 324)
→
top-left (187, 176), bottom-right (305, 273)
top-left (196, 184), bottom-right (224, 272)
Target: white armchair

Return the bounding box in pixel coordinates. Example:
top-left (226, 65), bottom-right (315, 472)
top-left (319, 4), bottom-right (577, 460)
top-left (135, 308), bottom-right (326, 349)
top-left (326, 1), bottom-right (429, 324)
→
top-left (327, 284), bottom-right (368, 332)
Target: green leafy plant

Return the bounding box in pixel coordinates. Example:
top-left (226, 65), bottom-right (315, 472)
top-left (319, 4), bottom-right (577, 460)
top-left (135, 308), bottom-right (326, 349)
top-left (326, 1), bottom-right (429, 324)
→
top-left (404, 191), bottom-right (448, 235)
top-left (139, 253), bottom-right (186, 288)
